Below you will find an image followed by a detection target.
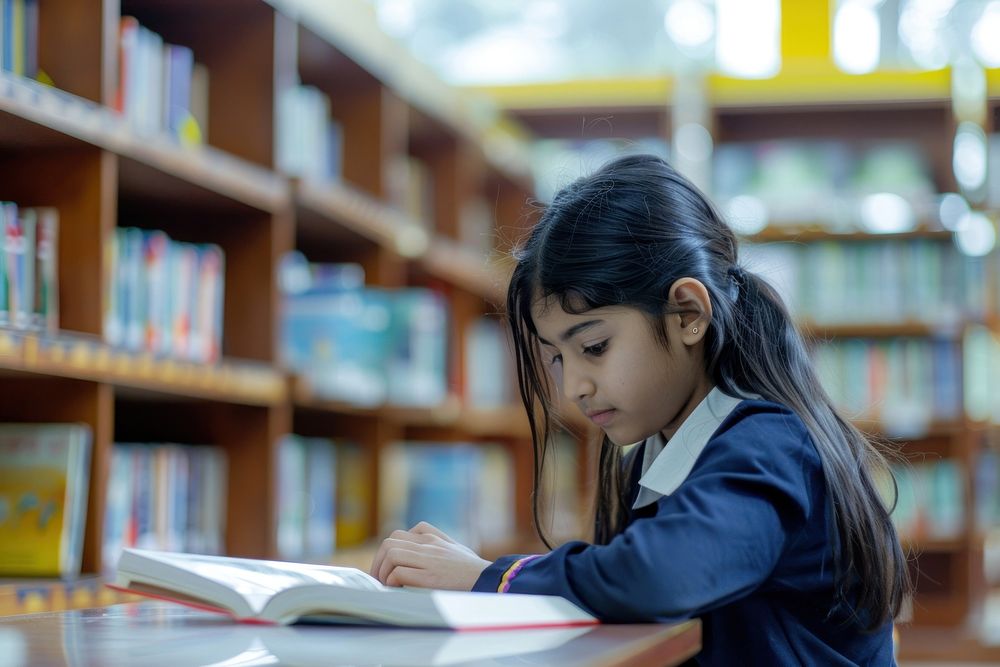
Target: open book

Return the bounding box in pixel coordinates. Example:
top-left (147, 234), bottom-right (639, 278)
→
top-left (109, 548), bottom-right (599, 629)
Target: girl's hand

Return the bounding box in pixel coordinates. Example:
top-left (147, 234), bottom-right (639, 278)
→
top-left (369, 521), bottom-right (492, 590)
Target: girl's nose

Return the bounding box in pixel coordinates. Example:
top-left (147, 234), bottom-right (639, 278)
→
top-left (561, 360), bottom-right (595, 400)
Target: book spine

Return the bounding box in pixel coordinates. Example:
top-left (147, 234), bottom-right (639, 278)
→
top-left (10, 0), bottom-right (22, 75)
top-left (0, 0), bottom-right (10, 73)
top-left (16, 207), bottom-right (34, 330)
top-left (0, 204), bottom-right (8, 327)
top-left (165, 44), bottom-right (193, 141)
top-left (124, 227), bottom-right (145, 351)
top-left (22, 0), bottom-right (35, 78)
top-left (143, 230), bottom-right (170, 355)
top-left (62, 426), bottom-right (92, 577)
top-left (304, 438), bottom-right (336, 559)
top-left (32, 207), bottom-right (58, 332)
top-left (117, 17), bottom-right (139, 117)
top-left (277, 435), bottom-right (306, 560)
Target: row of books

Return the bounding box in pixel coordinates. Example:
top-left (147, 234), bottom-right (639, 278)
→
top-left (0, 423), bottom-right (91, 578)
top-left (0, 0), bottom-right (38, 78)
top-left (104, 227), bottom-right (225, 363)
top-left (813, 337), bottom-right (962, 435)
top-left (274, 436), bottom-right (369, 562)
top-left (277, 83), bottom-right (342, 184)
top-left (974, 447), bottom-right (1000, 539)
top-left (886, 459), bottom-right (965, 542)
top-left (744, 239), bottom-right (989, 327)
top-left (115, 16), bottom-right (208, 145)
top-left (378, 442), bottom-right (515, 551)
top-left (387, 155), bottom-right (435, 230)
top-left (102, 443), bottom-right (227, 573)
top-left (965, 324), bottom-right (1000, 425)
top-left (1, 202), bottom-right (58, 332)
top-left (464, 316), bottom-right (516, 409)
top-left (715, 140), bottom-right (938, 231)
top-left (281, 259), bottom-right (447, 407)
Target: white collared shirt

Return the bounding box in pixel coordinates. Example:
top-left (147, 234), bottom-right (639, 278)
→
top-left (633, 387), bottom-right (749, 510)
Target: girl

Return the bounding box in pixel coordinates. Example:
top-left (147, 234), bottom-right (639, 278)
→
top-left (371, 154), bottom-right (909, 665)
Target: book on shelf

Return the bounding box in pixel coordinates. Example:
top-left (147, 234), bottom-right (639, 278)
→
top-left (281, 260), bottom-right (450, 407)
top-left (102, 443), bottom-right (227, 573)
top-left (0, 423), bottom-right (92, 578)
top-left (379, 442), bottom-right (514, 551)
top-left (0, 0), bottom-right (38, 78)
top-left (105, 227), bottom-right (224, 362)
top-left (335, 441), bottom-right (370, 548)
top-left (277, 84), bottom-right (342, 183)
top-left (463, 315), bottom-right (515, 409)
top-left (116, 16), bottom-right (206, 144)
top-left (276, 435), bottom-right (337, 561)
top-left (1, 203), bottom-right (60, 333)
top-left (110, 548), bottom-right (599, 629)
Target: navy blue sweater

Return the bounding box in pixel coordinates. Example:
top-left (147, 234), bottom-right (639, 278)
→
top-left (472, 400), bottom-right (895, 666)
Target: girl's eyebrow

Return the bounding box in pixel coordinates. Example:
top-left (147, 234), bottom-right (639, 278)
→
top-left (538, 320), bottom-right (604, 347)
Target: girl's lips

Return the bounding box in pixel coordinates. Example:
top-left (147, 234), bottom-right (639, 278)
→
top-left (587, 409), bottom-right (616, 426)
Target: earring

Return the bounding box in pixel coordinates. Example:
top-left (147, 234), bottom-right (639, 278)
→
top-left (692, 327), bottom-right (699, 334)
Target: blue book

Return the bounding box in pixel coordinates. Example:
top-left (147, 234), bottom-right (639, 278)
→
top-left (1, 0), bottom-right (13, 72)
top-left (164, 44), bottom-right (193, 141)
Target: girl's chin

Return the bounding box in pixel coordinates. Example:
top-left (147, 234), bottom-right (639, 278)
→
top-left (603, 429), bottom-right (642, 447)
top-left (602, 423), bottom-right (660, 447)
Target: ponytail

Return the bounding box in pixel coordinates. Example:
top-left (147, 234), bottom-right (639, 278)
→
top-left (713, 267), bottom-right (909, 629)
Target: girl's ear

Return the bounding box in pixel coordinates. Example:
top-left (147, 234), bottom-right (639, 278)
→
top-left (667, 278), bottom-right (712, 346)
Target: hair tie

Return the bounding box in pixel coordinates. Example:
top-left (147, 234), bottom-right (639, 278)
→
top-left (727, 266), bottom-right (745, 301)
top-left (728, 266), bottom-right (746, 286)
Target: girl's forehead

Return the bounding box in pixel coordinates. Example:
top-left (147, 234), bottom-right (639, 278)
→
top-left (530, 297), bottom-right (632, 332)
top-left (530, 294), bottom-right (591, 322)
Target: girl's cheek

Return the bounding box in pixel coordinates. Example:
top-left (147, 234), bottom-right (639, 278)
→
top-left (549, 365), bottom-right (564, 393)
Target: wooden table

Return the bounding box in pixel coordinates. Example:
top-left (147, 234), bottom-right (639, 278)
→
top-left (0, 601), bottom-right (700, 667)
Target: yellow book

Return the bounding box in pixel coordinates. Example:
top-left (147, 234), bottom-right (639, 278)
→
top-left (0, 424), bottom-right (92, 577)
top-left (11, 0), bottom-right (24, 76)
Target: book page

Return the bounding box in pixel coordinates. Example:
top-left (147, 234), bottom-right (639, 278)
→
top-left (124, 550), bottom-right (383, 615)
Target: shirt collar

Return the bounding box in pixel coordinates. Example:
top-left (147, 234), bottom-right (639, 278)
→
top-left (633, 387), bottom-right (747, 509)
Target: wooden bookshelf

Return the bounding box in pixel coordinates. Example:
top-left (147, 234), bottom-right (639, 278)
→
top-left (0, 577), bottom-right (139, 617)
top-left (292, 378), bottom-right (531, 440)
top-left (0, 331), bottom-right (285, 406)
top-left (0, 73), bottom-right (289, 214)
top-left (749, 225), bottom-right (954, 244)
top-left (0, 0), bottom-right (538, 599)
top-left (716, 99), bottom-right (985, 636)
top-left (800, 320), bottom-right (965, 340)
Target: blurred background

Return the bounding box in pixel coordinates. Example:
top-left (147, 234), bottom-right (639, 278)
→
top-left (0, 0), bottom-right (997, 664)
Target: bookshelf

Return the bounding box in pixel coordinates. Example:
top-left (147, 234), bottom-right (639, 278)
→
top-left (715, 96), bottom-right (998, 651)
top-left (0, 0), bottom-right (544, 610)
top-left (480, 65), bottom-right (999, 657)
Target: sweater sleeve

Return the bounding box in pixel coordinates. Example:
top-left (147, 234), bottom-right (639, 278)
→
top-left (472, 406), bottom-right (822, 622)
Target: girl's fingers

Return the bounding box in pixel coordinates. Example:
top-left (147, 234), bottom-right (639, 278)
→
top-left (377, 541), bottom-right (436, 585)
top-left (369, 531), bottom-right (437, 578)
top-left (385, 565), bottom-right (426, 588)
top-left (408, 521), bottom-right (454, 543)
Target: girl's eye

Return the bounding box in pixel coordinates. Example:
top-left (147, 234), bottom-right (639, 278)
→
top-left (583, 340), bottom-right (609, 356)
top-left (548, 354), bottom-right (563, 367)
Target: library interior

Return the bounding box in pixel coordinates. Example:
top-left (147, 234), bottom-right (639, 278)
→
top-left (0, 0), bottom-right (999, 664)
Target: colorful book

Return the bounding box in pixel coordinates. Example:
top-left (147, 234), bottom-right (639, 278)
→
top-left (0, 423), bottom-right (92, 577)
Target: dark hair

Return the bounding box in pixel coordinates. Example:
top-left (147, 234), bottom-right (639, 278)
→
top-left (506, 153), bottom-right (910, 630)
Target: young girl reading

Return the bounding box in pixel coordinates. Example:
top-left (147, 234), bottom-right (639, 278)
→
top-left (370, 154), bottom-right (910, 665)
